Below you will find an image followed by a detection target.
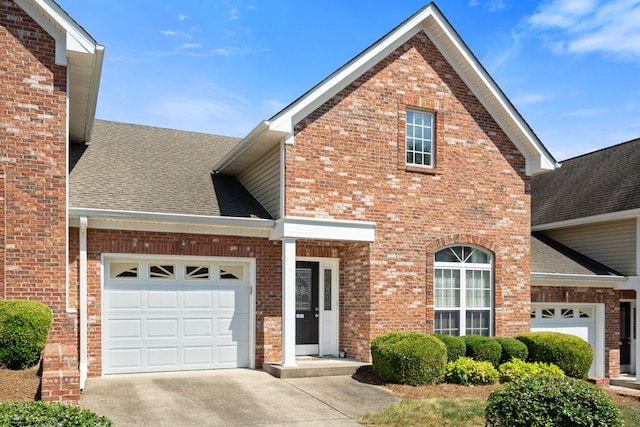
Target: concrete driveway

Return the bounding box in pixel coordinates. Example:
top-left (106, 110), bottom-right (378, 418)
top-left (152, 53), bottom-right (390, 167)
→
top-left (79, 369), bottom-right (399, 426)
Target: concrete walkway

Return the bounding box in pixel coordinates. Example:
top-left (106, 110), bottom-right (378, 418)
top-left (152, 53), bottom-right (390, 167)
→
top-left (79, 369), bottom-right (399, 426)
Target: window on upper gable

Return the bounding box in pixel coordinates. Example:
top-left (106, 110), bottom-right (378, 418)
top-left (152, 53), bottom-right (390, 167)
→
top-left (405, 110), bottom-right (434, 168)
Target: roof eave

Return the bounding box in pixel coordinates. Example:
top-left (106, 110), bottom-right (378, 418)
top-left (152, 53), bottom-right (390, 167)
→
top-left (532, 207), bottom-right (640, 231)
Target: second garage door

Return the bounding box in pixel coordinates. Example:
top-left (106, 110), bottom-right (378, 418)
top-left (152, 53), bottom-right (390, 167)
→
top-left (103, 256), bottom-right (252, 374)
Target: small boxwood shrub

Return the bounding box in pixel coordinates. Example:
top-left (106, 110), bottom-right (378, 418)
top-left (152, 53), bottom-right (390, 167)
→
top-left (462, 335), bottom-right (502, 367)
top-left (0, 401), bottom-right (113, 426)
top-left (498, 358), bottom-right (564, 383)
top-left (433, 334), bottom-right (466, 362)
top-left (444, 356), bottom-right (499, 385)
top-left (371, 331), bottom-right (447, 385)
top-left (516, 331), bottom-right (594, 379)
top-left (493, 336), bottom-right (528, 364)
top-left (0, 300), bottom-right (52, 369)
top-left (485, 375), bottom-right (622, 426)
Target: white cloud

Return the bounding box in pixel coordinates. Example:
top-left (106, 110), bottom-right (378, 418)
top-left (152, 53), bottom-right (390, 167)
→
top-left (178, 43), bottom-right (201, 49)
top-left (485, 0), bottom-right (508, 12)
top-left (566, 107), bottom-right (607, 117)
top-left (178, 14), bottom-right (189, 21)
top-left (469, 0), bottom-right (480, 6)
top-left (514, 92), bottom-right (553, 105)
top-left (528, 0), bottom-right (640, 61)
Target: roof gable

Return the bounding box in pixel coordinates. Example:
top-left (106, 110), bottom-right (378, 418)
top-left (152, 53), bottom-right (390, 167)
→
top-left (215, 2), bottom-right (556, 176)
top-left (532, 138), bottom-right (640, 227)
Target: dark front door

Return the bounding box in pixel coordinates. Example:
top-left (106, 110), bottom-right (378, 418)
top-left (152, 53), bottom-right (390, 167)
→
top-left (620, 302), bottom-right (632, 369)
top-left (296, 261), bottom-right (319, 346)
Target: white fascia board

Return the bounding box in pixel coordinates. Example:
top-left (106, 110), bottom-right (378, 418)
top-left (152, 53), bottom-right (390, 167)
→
top-left (16, 0), bottom-right (98, 63)
top-left (531, 272), bottom-right (625, 288)
top-left (614, 276), bottom-right (640, 290)
top-left (532, 208), bottom-right (640, 232)
top-left (82, 45), bottom-right (104, 141)
top-left (69, 208), bottom-right (274, 238)
top-left (271, 217), bottom-right (375, 242)
top-left (424, 13), bottom-right (555, 175)
top-left (269, 11), bottom-right (428, 136)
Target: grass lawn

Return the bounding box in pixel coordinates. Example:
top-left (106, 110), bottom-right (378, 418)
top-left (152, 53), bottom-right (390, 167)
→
top-left (359, 397), bottom-right (640, 426)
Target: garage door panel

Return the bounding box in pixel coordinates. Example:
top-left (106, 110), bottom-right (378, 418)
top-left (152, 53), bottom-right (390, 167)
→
top-left (183, 318), bottom-right (213, 337)
top-left (147, 347), bottom-right (179, 368)
top-left (147, 319), bottom-right (178, 338)
top-left (183, 346), bottom-right (213, 365)
top-left (109, 348), bottom-right (142, 369)
top-left (183, 293), bottom-right (213, 310)
top-left (147, 291), bottom-right (179, 309)
top-left (108, 291), bottom-right (142, 310)
top-left (108, 319), bottom-right (142, 339)
top-left (104, 257), bottom-right (251, 374)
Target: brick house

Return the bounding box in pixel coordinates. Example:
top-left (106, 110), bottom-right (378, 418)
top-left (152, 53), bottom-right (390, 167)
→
top-left (3, 1), bottom-right (558, 401)
top-left (530, 139), bottom-right (640, 380)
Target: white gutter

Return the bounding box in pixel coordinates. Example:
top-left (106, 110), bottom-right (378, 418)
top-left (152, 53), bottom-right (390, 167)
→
top-left (79, 216), bottom-right (88, 389)
top-left (532, 208), bottom-right (640, 231)
top-left (82, 45), bottom-right (104, 142)
top-left (531, 272), bottom-right (627, 282)
top-left (69, 207), bottom-right (275, 229)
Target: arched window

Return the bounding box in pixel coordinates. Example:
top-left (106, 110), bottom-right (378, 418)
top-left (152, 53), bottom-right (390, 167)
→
top-left (434, 245), bottom-right (493, 336)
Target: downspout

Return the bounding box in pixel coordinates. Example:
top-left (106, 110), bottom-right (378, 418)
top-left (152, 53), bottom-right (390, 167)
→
top-left (79, 216), bottom-right (88, 389)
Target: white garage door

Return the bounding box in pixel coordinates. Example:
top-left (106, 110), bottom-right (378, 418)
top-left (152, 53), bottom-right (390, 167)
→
top-left (530, 304), bottom-right (601, 377)
top-left (104, 257), bottom-right (252, 374)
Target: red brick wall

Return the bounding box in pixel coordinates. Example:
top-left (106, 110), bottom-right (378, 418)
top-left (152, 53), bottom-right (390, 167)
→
top-left (68, 228), bottom-right (282, 376)
top-left (0, 1), bottom-right (70, 341)
top-left (287, 32), bottom-right (531, 357)
top-left (532, 286), bottom-right (621, 378)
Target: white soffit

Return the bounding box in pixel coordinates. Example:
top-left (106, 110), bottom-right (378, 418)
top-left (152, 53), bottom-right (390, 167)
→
top-left (271, 217), bottom-right (376, 242)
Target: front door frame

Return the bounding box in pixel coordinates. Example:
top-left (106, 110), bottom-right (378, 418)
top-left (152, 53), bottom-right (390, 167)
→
top-left (295, 257), bottom-right (339, 357)
top-left (621, 299), bottom-right (636, 373)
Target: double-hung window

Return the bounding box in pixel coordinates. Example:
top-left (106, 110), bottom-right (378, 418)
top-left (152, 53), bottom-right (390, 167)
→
top-left (406, 109), bottom-right (434, 167)
top-left (434, 245), bottom-right (493, 336)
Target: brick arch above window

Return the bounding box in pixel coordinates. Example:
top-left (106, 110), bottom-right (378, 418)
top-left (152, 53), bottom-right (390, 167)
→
top-left (425, 234), bottom-right (497, 256)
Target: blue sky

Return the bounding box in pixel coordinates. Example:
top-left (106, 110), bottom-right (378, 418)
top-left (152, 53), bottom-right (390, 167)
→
top-left (58, 0), bottom-right (640, 161)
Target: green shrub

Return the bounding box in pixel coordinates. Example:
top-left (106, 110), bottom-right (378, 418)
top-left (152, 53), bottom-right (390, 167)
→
top-left (485, 375), bottom-right (622, 426)
top-left (462, 335), bottom-right (502, 367)
top-left (0, 300), bottom-right (52, 369)
top-left (444, 356), bottom-right (499, 385)
top-left (516, 331), bottom-right (594, 379)
top-left (498, 358), bottom-right (564, 383)
top-left (433, 334), bottom-right (466, 362)
top-left (0, 401), bottom-right (113, 426)
top-left (371, 331), bottom-right (447, 385)
top-left (493, 336), bottom-right (528, 364)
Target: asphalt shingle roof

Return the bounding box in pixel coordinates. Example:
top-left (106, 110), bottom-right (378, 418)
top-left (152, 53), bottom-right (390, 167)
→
top-left (69, 120), bottom-right (272, 219)
top-left (531, 138), bottom-right (640, 226)
top-left (531, 232), bottom-right (623, 276)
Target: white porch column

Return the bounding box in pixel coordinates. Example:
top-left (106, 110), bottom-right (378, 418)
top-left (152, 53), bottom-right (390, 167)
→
top-left (282, 238), bottom-right (297, 366)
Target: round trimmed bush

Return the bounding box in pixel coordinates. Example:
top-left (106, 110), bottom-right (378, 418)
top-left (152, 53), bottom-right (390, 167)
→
top-left (434, 334), bottom-right (466, 362)
top-left (493, 336), bottom-right (528, 364)
top-left (0, 300), bottom-right (52, 369)
top-left (515, 332), bottom-right (594, 379)
top-left (485, 375), bottom-right (622, 426)
top-left (498, 358), bottom-right (564, 383)
top-left (371, 331), bottom-right (447, 385)
top-left (444, 356), bottom-right (499, 385)
top-left (0, 401), bottom-right (113, 426)
top-left (462, 335), bottom-right (502, 367)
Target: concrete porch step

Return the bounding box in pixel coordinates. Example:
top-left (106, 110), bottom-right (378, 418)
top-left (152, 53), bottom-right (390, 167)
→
top-left (610, 377), bottom-right (640, 391)
top-left (263, 358), bottom-right (368, 379)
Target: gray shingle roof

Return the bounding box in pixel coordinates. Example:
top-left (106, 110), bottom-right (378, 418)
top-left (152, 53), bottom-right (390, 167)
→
top-left (70, 120), bottom-right (273, 219)
top-left (532, 138), bottom-right (640, 226)
top-left (531, 232), bottom-right (623, 276)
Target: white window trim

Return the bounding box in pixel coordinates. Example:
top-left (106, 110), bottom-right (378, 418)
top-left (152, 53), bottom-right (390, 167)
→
top-left (434, 246), bottom-right (493, 336)
top-left (406, 109), bottom-right (435, 168)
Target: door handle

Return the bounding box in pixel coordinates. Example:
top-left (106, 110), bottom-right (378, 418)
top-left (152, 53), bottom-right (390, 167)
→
top-left (315, 314), bottom-right (319, 318)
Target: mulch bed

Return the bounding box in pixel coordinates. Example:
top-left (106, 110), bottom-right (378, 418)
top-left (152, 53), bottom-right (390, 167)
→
top-left (353, 365), bottom-right (640, 408)
top-left (0, 364), bottom-right (41, 402)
